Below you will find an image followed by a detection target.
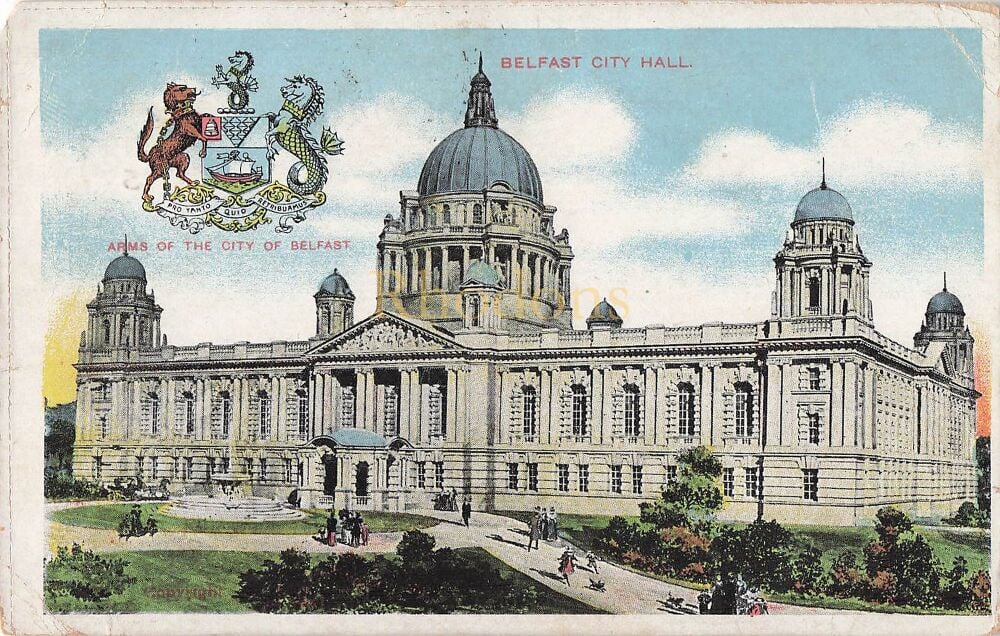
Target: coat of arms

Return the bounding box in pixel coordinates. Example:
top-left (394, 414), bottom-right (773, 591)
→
top-left (137, 51), bottom-right (344, 233)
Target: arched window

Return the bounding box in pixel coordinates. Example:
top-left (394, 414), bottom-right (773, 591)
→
top-left (220, 391), bottom-right (232, 438)
top-left (735, 382), bottom-right (753, 437)
top-left (139, 319), bottom-right (149, 345)
top-left (321, 307), bottom-right (331, 333)
top-left (442, 204), bottom-right (451, 225)
top-left (258, 391), bottom-right (272, 440)
top-left (623, 384), bottom-right (641, 439)
top-left (678, 382), bottom-right (695, 436)
top-left (473, 203), bottom-right (484, 225)
top-left (571, 384), bottom-right (589, 438)
top-left (521, 386), bottom-right (537, 439)
top-left (148, 393), bottom-right (160, 435)
top-left (808, 277), bottom-right (820, 309)
top-left (102, 319), bottom-right (111, 345)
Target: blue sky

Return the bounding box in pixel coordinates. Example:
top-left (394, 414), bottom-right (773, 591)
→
top-left (39, 27), bottom-right (985, 345)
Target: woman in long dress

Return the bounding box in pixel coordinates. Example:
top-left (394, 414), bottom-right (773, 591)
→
top-left (326, 512), bottom-right (338, 547)
top-left (558, 549), bottom-right (577, 586)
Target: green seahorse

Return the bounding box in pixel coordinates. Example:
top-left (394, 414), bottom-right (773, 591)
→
top-left (211, 51), bottom-right (259, 112)
top-left (265, 75), bottom-right (344, 196)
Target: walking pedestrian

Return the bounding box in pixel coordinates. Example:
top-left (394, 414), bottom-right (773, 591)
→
top-left (360, 516), bottom-right (370, 546)
top-left (527, 514), bottom-right (541, 552)
top-left (461, 497), bottom-right (472, 527)
top-left (550, 508), bottom-right (560, 541)
top-left (350, 513), bottom-right (361, 547)
top-left (540, 509), bottom-right (550, 541)
top-left (558, 548), bottom-right (577, 586)
top-left (585, 551), bottom-right (599, 573)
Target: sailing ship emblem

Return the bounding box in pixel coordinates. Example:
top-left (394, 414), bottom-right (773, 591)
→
top-left (136, 51), bottom-right (344, 234)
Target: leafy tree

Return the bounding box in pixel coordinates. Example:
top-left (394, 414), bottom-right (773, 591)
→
top-left (45, 543), bottom-right (135, 606)
top-left (976, 436), bottom-right (990, 516)
top-left (711, 520), bottom-right (796, 592)
top-left (863, 507), bottom-right (942, 607)
top-left (44, 419), bottom-right (76, 474)
top-left (639, 446), bottom-right (723, 532)
top-left (235, 549), bottom-right (312, 613)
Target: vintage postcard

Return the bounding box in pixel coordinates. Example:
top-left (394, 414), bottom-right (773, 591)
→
top-left (1, 1), bottom-right (998, 634)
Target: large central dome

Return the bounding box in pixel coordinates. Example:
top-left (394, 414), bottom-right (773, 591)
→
top-left (417, 56), bottom-right (543, 203)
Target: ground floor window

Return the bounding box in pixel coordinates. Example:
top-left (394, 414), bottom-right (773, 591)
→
top-left (92, 457), bottom-right (102, 480)
top-left (245, 458), bottom-right (254, 479)
top-left (151, 457), bottom-right (158, 480)
top-left (578, 464), bottom-right (589, 492)
top-left (284, 459), bottom-right (292, 483)
top-left (666, 465), bottom-right (677, 483)
top-left (631, 465), bottom-right (643, 494)
top-left (416, 462), bottom-right (426, 489)
top-left (259, 458), bottom-right (268, 482)
top-left (507, 462), bottom-right (519, 490)
top-left (557, 464), bottom-right (570, 492)
top-left (528, 463), bottom-right (539, 491)
top-left (803, 469), bottom-right (819, 501)
top-left (610, 464), bottom-right (622, 494)
top-left (745, 466), bottom-right (761, 499)
top-left (209, 457), bottom-right (218, 476)
top-left (182, 457), bottom-right (193, 480)
top-left (297, 461), bottom-right (305, 487)
top-left (434, 461), bottom-right (444, 490)
top-left (723, 467), bottom-right (734, 497)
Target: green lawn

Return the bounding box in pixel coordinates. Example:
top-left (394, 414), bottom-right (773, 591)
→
top-left (45, 548), bottom-right (602, 614)
top-left (52, 503), bottom-right (437, 535)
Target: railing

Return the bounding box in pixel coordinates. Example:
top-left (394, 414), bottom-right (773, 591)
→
top-left (354, 496), bottom-right (370, 507)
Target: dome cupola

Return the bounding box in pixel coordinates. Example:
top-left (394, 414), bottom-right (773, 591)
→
top-left (417, 55), bottom-right (543, 203)
top-left (103, 253), bottom-right (146, 282)
top-left (586, 298), bottom-right (623, 330)
top-left (316, 269), bottom-right (355, 299)
top-left (793, 159), bottom-right (853, 224)
top-left (926, 274), bottom-right (965, 317)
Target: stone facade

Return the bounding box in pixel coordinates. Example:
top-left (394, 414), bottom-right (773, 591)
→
top-left (71, 65), bottom-right (978, 526)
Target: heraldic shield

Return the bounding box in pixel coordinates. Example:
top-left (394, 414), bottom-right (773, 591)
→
top-left (137, 50), bottom-right (344, 234)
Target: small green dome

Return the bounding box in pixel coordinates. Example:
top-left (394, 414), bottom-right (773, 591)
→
top-left (461, 260), bottom-right (502, 288)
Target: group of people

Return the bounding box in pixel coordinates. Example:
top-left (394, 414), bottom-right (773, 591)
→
top-left (697, 573), bottom-right (768, 615)
top-left (315, 509), bottom-right (370, 548)
top-left (526, 506), bottom-right (560, 551)
top-left (433, 488), bottom-right (460, 512)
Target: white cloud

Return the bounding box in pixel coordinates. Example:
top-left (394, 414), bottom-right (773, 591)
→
top-left (683, 100), bottom-right (981, 191)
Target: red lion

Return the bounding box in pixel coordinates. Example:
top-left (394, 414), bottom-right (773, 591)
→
top-left (137, 83), bottom-right (208, 203)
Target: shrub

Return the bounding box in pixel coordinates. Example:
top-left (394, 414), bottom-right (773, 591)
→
top-left (236, 549), bottom-right (313, 613)
top-left (827, 550), bottom-right (865, 598)
top-left (712, 520), bottom-right (796, 592)
top-left (595, 515), bottom-right (642, 558)
top-left (790, 545), bottom-right (825, 595)
top-left (863, 507), bottom-right (942, 607)
top-left (640, 446), bottom-right (723, 533)
top-left (44, 473), bottom-right (107, 501)
top-left (968, 570), bottom-right (990, 612)
top-left (45, 544), bottom-right (134, 606)
top-left (944, 501), bottom-right (988, 529)
top-left (649, 526), bottom-right (711, 579)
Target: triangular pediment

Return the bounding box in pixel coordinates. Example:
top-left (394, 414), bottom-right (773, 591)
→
top-left (307, 312), bottom-right (462, 356)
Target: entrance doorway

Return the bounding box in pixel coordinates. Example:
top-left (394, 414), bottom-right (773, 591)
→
top-left (355, 461), bottom-right (370, 498)
top-left (323, 456), bottom-right (337, 496)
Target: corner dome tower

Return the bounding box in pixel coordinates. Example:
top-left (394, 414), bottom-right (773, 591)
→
top-left (314, 269), bottom-right (355, 338)
top-left (103, 253), bottom-right (147, 282)
top-left (914, 273), bottom-right (974, 379)
top-left (417, 54), bottom-right (543, 203)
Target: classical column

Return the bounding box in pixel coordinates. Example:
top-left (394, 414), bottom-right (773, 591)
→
top-left (202, 378), bottom-right (213, 440)
top-left (240, 377), bottom-right (251, 442)
top-left (654, 365), bottom-right (668, 445)
top-left (165, 378), bottom-right (176, 440)
top-left (366, 371), bottom-right (377, 432)
top-left (699, 365), bottom-right (713, 446)
top-left (844, 361), bottom-right (858, 448)
top-left (643, 366), bottom-right (656, 446)
top-left (129, 381), bottom-right (141, 440)
top-left (456, 368), bottom-right (468, 443)
top-left (410, 370), bottom-right (422, 441)
top-left (308, 372), bottom-right (318, 437)
top-left (277, 376), bottom-right (288, 441)
top-left (766, 363), bottom-right (782, 446)
top-left (548, 368), bottom-right (561, 444)
top-left (445, 369), bottom-right (458, 441)
top-left (539, 367), bottom-right (553, 444)
top-left (831, 360), bottom-right (844, 447)
top-left (270, 376), bottom-right (280, 441)
top-left (591, 366), bottom-right (605, 444)
top-left (355, 370), bottom-right (367, 429)
top-left (710, 365), bottom-right (724, 446)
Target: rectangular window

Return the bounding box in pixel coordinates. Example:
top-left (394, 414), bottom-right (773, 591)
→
top-left (808, 368), bottom-right (821, 391)
top-left (259, 396), bottom-right (272, 440)
top-left (557, 464), bottom-right (570, 492)
top-left (99, 416), bottom-right (108, 439)
top-left (221, 395), bottom-right (232, 438)
top-left (183, 457), bottom-right (193, 480)
top-left (416, 462), bottom-right (426, 489)
top-left (578, 464), bottom-right (589, 492)
top-left (221, 457), bottom-right (230, 474)
top-left (136, 456), bottom-right (144, 477)
top-left (666, 465), bottom-right (677, 483)
top-left (245, 458), bottom-right (254, 479)
top-left (723, 467), bottom-right (734, 497)
top-left (803, 469), bottom-right (819, 501)
top-left (297, 394), bottom-right (309, 437)
top-left (745, 466), bottom-right (761, 499)
top-left (151, 456), bottom-right (158, 480)
top-left (808, 413), bottom-right (821, 445)
top-left (610, 465), bottom-right (622, 494)
top-left (632, 465), bottom-right (643, 494)
top-left (259, 458), bottom-right (267, 482)
top-left (528, 463), bottom-right (539, 491)
top-left (434, 461), bottom-right (445, 490)
top-left (185, 397), bottom-right (195, 435)
top-left (284, 458), bottom-right (292, 483)
top-left (208, 457), bottom-right (217, 476)
top-left (507, 462), bottom-right (519, 490)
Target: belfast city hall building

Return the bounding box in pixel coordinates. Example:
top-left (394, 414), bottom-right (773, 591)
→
top-left (71, 62), bottom-right (979, 525)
